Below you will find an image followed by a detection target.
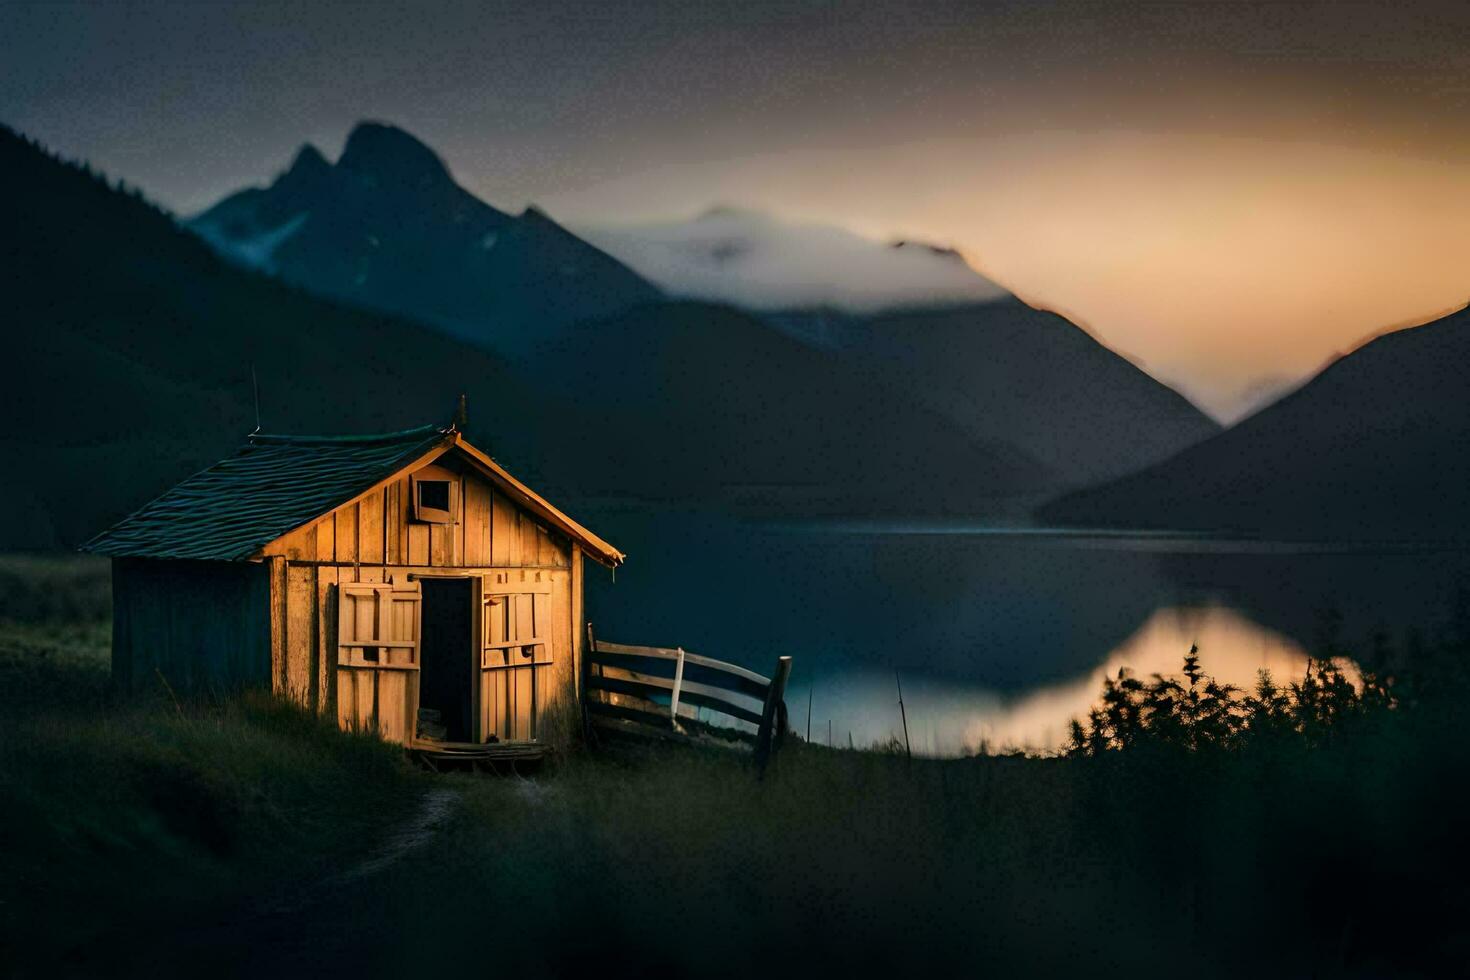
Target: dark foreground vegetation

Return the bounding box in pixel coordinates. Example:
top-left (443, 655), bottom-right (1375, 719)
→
top-left (2, 556), bottom-right (1468, 979)
top-left (0, 557), bottom-right (419, 976)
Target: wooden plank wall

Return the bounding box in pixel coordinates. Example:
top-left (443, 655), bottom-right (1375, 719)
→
top-left (260, 460), bottom-right (584, 746)
top-left (267, 462), bottom-right (569, 572)
top-left (112, 557), bottom-right (271, 694)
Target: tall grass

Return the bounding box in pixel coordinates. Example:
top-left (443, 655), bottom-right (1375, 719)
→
top-left (0, 557), bottom-right (423, 975)
top-left (324, 612), bottom-right (1470, 979)
top-left (321, 710), bottom-right (1466, 979)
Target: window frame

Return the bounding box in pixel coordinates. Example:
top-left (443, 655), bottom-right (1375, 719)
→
top-left (409, 465), bottom-right (459, 525)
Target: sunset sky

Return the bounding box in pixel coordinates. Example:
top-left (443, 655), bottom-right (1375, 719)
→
top-left (5, 0), bottom-right (1468, 419)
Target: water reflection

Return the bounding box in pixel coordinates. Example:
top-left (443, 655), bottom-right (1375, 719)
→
top-left (585, 511), bottom-right (1469, 756)
top-left (787, 605), bottom-right (1314, 756)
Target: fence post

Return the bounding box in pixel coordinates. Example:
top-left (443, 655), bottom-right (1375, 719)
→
top-left (754, 655), bottom-right (793, 775)
top-left (669, 646), bottom-right (686, 729)
top-left (896, 667), bottom-right (912, 761)
top-left (582, 622), bottom-right (596, 744)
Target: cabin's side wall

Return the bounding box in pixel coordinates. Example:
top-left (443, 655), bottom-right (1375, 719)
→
top-left (112, 557), bottom-right (270, 695)
top-left (262, 458), bottom-right (584, 746)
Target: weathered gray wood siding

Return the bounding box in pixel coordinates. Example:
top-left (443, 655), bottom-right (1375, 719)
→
top-left (111, 557), bottom-right (271, 694)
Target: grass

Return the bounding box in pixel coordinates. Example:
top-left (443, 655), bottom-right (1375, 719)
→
top-left (349, 723), bottom-right (1467, 979)
top-left (0, 553), bottom-right (111, 624)
top-left (2, 554), bottom-right (1467, 978)
top-left (0, 556), bottom-right (424, 976)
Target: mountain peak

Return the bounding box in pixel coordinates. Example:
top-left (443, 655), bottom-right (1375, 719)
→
top-left (185, 121), bottom-right (658, 340)
top-left (337, 122), bottom-right (451, 188)
top-left (891, 239), bottom-right (965, 263)
top-left (274, 143), bottom-right (331, 193)
top-left (288, 143), bottom-right (329, 175)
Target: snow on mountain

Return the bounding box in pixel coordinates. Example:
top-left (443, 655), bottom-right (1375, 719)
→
top-left (186, 122), bottom-right (659, 346)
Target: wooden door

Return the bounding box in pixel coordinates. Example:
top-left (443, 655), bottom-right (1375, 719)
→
top-left (336, 578), bottom-right (421, 744)
top-left (479, 570), bottom-right (553, 742)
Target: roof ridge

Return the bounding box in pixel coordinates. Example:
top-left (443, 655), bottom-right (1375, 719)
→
top-left (248, 424), bottom-right (449, 446)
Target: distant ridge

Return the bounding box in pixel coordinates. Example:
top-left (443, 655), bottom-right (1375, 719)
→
top-left (890, 239), bottom-right (967, 263)
top-left (768, 302), bottom-right (1221, 487)
top-left (1037, 303), bottom-right (1470, 540)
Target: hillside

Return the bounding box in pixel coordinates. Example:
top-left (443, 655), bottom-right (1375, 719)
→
top-left (188, 122), bottom-right (660, 347)
top-left (1037, 304), bottom-right (1470, 539)
top-left (521, 301), bottom-right (1050, 513)
top-left (771, 301), bottom-right (1221, 487)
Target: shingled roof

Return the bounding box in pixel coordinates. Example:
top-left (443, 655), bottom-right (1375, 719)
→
top-left (84, 425), bottom-right (624, 566)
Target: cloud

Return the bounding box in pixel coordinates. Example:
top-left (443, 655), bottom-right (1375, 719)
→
top-left (576, 206), bottom-right (1010, 312)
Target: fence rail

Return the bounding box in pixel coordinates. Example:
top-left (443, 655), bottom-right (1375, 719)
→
top-left (583, 625), bottom-right (793, 770)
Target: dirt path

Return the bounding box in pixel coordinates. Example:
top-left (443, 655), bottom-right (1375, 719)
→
top-left (78, 787), bottom-right (463, 978)
top-left (315, 786), bottom-right (459, 891)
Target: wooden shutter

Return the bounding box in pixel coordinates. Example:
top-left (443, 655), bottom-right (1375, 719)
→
top-left (335, 579), bottom-right (421, 744)
top-left (478, 570), bottom-right (553, 742)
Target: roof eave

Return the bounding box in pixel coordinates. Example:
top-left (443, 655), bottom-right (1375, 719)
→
top-left (449, 433), bottom-right (625, 567)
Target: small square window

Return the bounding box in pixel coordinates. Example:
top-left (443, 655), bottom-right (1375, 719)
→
top-left (411, 469), bottom-right (457, 524)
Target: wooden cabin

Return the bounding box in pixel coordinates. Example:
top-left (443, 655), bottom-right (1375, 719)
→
top-left (85, 424), bottom-right (623, 752)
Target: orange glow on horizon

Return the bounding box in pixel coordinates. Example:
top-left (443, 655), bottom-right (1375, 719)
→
top-left (546, 132), bottom-right (1470, 422)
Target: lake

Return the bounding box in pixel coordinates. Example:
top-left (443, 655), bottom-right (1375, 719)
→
top-left (584, 511), bottom-right (1470, 755)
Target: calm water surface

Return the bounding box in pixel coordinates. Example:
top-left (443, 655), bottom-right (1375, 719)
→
top-left (584, 513), bottom-right (1470, 755)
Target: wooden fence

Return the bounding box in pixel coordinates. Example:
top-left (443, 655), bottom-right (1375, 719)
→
top-left (583, 625), bottom-right (793, 770)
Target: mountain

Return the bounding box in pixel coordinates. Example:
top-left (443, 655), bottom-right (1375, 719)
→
top-left (1036, 305), bottom-right (1470, 540)
top-left (520, 301), bottom-right (1050, 514)
top-left (576, 207), bottom-right (1008, 312)
top-left (580, 208), bottom-right (1216, 486)
top-left (0, 125), bottom-right (1050, 549)
top-left (769, 301), bottom-right (1222, 487)
top-left (188, 122), bottom-right (660, 347)
top-left (187, 126), bottom-right (1213, 492)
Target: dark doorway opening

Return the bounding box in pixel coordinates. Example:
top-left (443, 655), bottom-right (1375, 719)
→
top-left (419, 577), bottom-right (475, 743)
